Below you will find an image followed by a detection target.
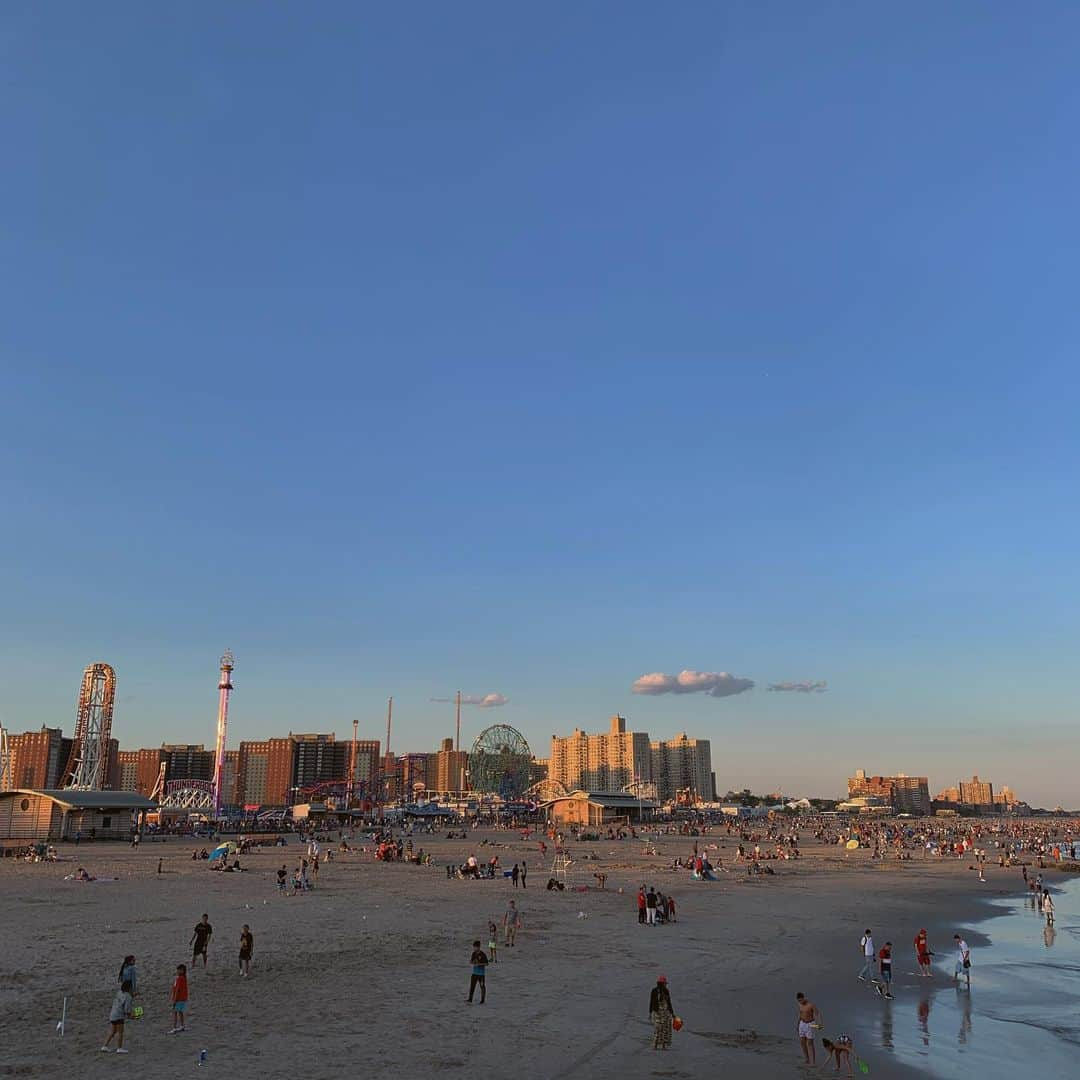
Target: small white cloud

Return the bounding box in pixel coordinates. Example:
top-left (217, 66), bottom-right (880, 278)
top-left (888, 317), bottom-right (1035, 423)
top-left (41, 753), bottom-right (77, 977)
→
top-left (430, 693), bottom-right (509, 707)
top-left (767, 681), bottom-right (828, 694)
top-left (632, 669), bottom-right (755, 698)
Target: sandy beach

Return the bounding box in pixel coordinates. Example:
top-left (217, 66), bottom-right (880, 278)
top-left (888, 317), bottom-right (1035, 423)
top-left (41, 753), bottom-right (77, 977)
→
top-left (5, 829), bottom-right (1063, 1079)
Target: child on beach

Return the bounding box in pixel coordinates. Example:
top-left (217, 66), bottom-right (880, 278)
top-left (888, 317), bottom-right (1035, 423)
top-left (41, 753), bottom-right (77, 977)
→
top-left (819, 1035), bottom-right (855, 1075)
top-left (487, 921), bottom-right (498, 963)
top-left (239, 925), bottom-right (254, 976)
top-left (102, 980), bottom-right (134, 1053)
top-left (467, 940), bottom-right (488, 1004)
top-left (169, 964), bottom-right (189, 1033)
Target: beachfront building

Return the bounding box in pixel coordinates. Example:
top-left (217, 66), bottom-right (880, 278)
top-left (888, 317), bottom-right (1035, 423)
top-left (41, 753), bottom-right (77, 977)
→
top-left (550, 716), bottom-right (652, 794)
top-left (542, 789), bottom-right (658, 827)
top-left (847, 770), bottom-right (930, 816)
top-left (958, 775), bottom-right (994, 806)
top-left (837, 795), bottom-right (892, 814)
top-left (8, 727), bottom-right (70, 790)
top-left (0, 789), bottom-right (157, 842)
top-left (161, 744), bottom-right (215, 783)
top-left (650, 733), bottom-right (712, 804)
top-left (434, 737), bottom-right (469, 792)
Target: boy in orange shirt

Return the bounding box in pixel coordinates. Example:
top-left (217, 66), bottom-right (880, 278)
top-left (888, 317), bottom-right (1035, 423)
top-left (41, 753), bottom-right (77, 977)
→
top-left (169, 964), bottom-right (189, 1033)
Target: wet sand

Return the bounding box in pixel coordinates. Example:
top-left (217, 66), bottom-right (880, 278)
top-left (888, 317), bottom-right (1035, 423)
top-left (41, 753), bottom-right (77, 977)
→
top-left (0, 831), bottom-right (1060, 1078)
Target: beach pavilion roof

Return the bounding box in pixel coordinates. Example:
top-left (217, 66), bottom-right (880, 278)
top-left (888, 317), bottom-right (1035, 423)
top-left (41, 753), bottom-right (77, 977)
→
top-left (539, 789), bottom-right (659, 810)
top-left (2, 789), bottom-right (157, 811)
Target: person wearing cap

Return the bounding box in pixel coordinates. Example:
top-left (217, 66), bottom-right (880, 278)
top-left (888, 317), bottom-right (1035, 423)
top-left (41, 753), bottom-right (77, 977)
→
top-left (648, 976), bottom-right (675, 1050)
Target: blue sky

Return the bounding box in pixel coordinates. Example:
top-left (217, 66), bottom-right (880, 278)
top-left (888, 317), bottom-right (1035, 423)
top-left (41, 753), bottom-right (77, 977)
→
top-left (3, 4), bottom-right (1079, 805)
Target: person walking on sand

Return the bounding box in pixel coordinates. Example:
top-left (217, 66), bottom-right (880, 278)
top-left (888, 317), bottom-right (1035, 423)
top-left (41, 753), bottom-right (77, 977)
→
top-left (467, 940), bottom-right (488, 1003)
top-left (914, 929), bottom-right (933, 977)
top-left (637, 886), bottom-right (647, 924)
top-left (796, 992), bottom-right (822, 1065)
top-left (511, 863), bottom-right (520, 887)
top-left (191, 913), bottom-right (213, 968)
top-left (858, 929), bottom-right (875, 981)
top-left (953, 935), bottom-right (971, 989)
top-left (520, 860), bottom-right (527, 888)
top-left (239, 924), bottom-right (254, 976)
top-left (169, 964), bottom-right (188, 1033)
top-left (649, 976), bottom-right (675, 1050)
top-left (487, 921), bottom-right (498, 964)
top-left (876, 941), bottom-right (893, 999)
top-left (102, 979), bottom-right (134, 1053)
top-left (504, 899), bottom-right (522, 946)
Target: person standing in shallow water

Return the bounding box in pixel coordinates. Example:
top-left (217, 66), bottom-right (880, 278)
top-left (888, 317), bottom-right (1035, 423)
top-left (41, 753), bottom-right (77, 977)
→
top-left (649, 976), bottom-right (674, 1050)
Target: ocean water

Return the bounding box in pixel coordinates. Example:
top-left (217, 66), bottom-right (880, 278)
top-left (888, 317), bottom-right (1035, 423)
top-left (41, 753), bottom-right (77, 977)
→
top-left (856, 875), bottom-right (1080, 1078)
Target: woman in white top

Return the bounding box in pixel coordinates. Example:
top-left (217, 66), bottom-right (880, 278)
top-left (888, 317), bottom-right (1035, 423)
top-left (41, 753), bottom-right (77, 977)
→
top-left (1042, 890), bottom-right (1055, 925)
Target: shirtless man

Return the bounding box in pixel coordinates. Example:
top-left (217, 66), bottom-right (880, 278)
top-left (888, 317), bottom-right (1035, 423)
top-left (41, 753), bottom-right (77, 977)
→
top-left (796, 992), bottom-right (822, 1065)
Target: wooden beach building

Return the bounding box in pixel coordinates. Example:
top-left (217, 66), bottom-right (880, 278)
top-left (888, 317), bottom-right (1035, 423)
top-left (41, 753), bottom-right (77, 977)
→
top-left (0, 789), bottom-right (156, 842)
top-left (542, 789), bottom-right (658, 827)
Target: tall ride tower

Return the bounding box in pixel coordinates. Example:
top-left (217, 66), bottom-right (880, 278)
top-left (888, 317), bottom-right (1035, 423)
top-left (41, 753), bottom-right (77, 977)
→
top-left (211, 651), bottom-right (234, 816)
top-left (65, 663), bottom-right (116, 790)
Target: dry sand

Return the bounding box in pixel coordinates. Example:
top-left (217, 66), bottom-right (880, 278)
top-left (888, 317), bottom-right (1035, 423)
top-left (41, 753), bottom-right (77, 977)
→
top-left (0, 830), bottom-right (1015, 1079)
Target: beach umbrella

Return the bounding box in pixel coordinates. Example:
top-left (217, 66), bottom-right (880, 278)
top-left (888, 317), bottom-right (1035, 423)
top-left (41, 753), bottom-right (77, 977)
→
top-left (209, 843), bottom-right (230, 860)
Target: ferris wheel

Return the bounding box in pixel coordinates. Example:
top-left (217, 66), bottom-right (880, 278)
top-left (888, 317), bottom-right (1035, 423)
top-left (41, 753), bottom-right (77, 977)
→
top-left (468, 723), bottom-right (532, 798)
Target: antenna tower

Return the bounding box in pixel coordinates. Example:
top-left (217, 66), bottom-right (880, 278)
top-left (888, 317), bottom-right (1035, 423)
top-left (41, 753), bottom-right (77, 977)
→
top-left (65, 663), bottom-right (116, 790)
top-left (211, 651), bottom-right (234, 817)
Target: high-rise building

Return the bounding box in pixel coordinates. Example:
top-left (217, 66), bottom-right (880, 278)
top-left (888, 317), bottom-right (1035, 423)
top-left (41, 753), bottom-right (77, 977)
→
top-left (848, 770), bottom-right (930, 816)
top-left (237, 741), bottom-right (270, 808)
top-left (434, 737), bottom-right (468, 792)
top-left (118, 750), bottom-right (139, 792)
top-left (161, 745), bottom-right (215, 783)
top-left (135, 748), bottom-right (166, 796)
top-left (550, 716), bottom-right (652, 794)
top-left (291, 733), bottom-right (348, 797)
top-left (266, 738), bottom-right (296, 807)
top-left (104, 738), bottom-right (121, 791)
top-left (958, 775), bottom-right (994, 806)
top-left (350, 739), bottom-right (381, 796)
top-left (8, 727), bottom-right (67, 789)
top-left (219, 750), bottom-right (239, 807)
top-left (529, 758), bottom-right (550, 787)
top-left (650, 733), bottom-right (712, 803)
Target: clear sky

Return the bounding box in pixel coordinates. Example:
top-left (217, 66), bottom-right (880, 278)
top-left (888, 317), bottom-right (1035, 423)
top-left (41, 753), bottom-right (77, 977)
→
top-left (3, 4), bottom-right (1079, 806)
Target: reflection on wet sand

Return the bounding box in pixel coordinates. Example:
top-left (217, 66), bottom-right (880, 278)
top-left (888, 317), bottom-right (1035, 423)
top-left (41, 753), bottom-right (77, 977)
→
top-left (917, 994), bottom-right (931, 1047)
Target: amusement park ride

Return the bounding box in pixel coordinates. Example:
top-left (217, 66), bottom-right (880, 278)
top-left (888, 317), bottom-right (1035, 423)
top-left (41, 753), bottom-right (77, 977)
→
top-left (64, 663), bottom-right (117, 791)
top-left (158, 651), bottom-right (233, 814)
